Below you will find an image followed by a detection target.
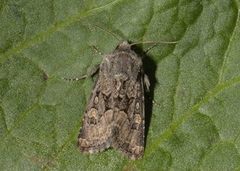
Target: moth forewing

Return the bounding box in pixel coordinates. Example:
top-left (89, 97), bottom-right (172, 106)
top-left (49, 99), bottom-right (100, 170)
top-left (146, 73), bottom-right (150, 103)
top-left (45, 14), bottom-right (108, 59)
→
top-left (78, 41), bottom-right (148, 159)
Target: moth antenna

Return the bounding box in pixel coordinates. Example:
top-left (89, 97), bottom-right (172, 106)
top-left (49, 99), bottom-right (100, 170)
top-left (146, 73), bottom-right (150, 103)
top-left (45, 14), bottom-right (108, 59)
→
top-left (90, 24), bottom-right (123, 41)
top-left (130, 40), bottom-right (178, 46)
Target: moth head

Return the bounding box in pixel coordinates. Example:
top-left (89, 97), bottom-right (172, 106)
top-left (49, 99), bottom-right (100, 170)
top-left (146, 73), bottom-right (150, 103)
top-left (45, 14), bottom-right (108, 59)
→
top-left (88, 25), bottom-right (177, 53)
top-left (116, 41), bottom-right (131, 51)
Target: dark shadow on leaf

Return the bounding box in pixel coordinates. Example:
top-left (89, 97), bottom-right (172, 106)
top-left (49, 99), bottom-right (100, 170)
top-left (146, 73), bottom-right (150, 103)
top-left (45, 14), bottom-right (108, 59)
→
top-left (131, 43), bottom-right (157, 147)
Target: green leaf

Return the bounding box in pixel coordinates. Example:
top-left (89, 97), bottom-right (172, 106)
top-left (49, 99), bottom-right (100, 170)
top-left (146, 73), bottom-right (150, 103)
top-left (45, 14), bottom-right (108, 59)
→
top-left (0, 0), bottom-right (240, 170)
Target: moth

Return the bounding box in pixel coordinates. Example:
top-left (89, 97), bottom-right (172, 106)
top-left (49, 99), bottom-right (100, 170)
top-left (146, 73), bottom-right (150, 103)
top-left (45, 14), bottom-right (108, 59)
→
top-left (78, 41), bottom-right (150, 160)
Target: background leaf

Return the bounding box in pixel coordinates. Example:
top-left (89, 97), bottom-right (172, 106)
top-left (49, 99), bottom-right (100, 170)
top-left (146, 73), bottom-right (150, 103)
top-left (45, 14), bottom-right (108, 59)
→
top-left (0, 0), bottom-right (240, 170)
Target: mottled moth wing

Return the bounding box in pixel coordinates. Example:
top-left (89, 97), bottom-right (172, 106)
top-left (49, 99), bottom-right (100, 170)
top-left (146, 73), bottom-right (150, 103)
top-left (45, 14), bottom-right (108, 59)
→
top-left (78, 41), bottom-right (147, 159)
top-left (78, 79), bottom-right (113, 153)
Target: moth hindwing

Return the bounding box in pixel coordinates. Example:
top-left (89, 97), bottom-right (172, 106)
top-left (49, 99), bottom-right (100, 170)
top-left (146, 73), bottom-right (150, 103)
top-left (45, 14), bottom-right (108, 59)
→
top-left (78, 41), bottom-right (149, 160)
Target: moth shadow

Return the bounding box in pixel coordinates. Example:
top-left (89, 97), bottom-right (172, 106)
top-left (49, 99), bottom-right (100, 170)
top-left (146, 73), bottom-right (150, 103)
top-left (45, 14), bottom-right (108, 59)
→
top-left (132, 45), bottom-right (157, 147)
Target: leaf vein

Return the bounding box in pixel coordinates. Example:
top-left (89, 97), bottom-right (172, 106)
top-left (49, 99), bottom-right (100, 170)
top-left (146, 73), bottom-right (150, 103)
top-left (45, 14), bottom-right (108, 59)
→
top-left (142, 76), bottom-right (240, 160)
top-left (0, 0), bottom-right (121, 64)
top-left (218, 9), bottom-right (240, 83)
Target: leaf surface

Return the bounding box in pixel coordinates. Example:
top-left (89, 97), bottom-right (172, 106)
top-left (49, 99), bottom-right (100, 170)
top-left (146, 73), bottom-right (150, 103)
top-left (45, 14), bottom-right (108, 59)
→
top-left (0, 0), bottom-right (240, 170)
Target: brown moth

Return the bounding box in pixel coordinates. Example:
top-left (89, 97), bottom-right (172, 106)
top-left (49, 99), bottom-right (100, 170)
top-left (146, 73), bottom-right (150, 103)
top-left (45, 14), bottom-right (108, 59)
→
top-left (78, 41), bottom-right (150, 160)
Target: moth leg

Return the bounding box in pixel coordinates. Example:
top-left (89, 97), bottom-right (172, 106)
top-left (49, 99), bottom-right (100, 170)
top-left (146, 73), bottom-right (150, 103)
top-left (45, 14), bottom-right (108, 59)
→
top-left (89, 64), bottom-right (100, 77)
top-left (144, 74), bottom-right (150, 91)
top-left (90, 45), bottom-right (103, 56)
top-left (145, 43), bottom-right (158, 54)
top-left (62, 64), bottom-right (100, 81)
top-left (62, 75), bottom-right (87, 81)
